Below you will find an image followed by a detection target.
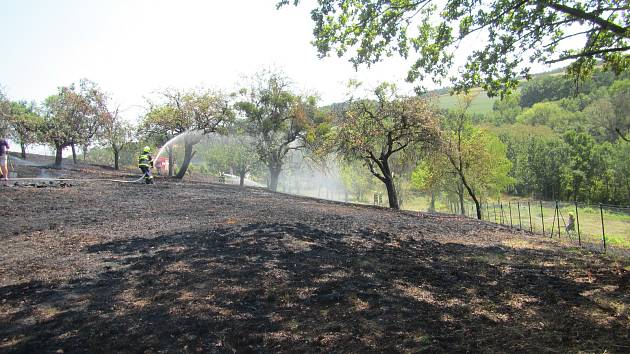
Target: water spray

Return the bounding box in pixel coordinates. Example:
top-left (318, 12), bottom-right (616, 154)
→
top-left (6, 176), bottom-right (147, 184)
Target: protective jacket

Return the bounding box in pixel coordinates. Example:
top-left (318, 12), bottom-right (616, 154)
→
top-left (138, 152), bottom-right (153, 168)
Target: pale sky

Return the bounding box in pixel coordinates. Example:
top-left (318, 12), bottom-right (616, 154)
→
top-left (1, 0), bottom-right (572, 124)
top-left (0, 0), bottom-right (424, 118)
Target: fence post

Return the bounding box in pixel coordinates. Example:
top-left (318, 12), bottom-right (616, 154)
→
top-left (528, 201), bottom-right (533, 232)
top-left (550, 205), bottom-right (556, 238)
top-left (556, 201), bottom-right (561, 239)
top-left (509, 202), bottom-right (513, 228)
top-left (486, 203), bottom-right (490, 221)
top-left (540, 201), bottom-right (545, 237)
top-left (574, 201), bottom-right (581, 246)
top-left (500, 203), bottom-right (504, 225)
top-left (517, 201), bottom-right (522, 230)
top-left (493, 204), bottom-right (497, 223)
top-left (600, 203), bottom-right (606, 253)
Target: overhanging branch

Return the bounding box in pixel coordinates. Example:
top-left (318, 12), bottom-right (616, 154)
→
top-left (546, 2), bottom-right (629, 38)
top-left (545, 46), bottom-right (630, 64)
top-left (616, 128), bottom-right (630, 142)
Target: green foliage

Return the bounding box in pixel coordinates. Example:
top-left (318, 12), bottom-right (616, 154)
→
top-left (559, 130), bottom-right (622, 203)
top-left (280, 0), bottom-right (630, 96)
top-left (0, 88), bottom-right (10, 135)
top-left (516, 101), bottom-right (584, 133)
top-left (411, 151), bottom-right (458, 197)
top-left (442, 117), bottom-right (513, 200)
top-left (519, 75), bottom-right (576, 108)
top-left (495, 125), bottom-right (568, 198)
top-left (42, 79), bottom-right (109, 164)
top-left (490, 93), bottom-right (522, 125)
top-left (339, 160), bottom-right (379, 203)
top-left (583, 98), bottom-right (618, 142)
top-left (85, 142), bottom-right (141, 169)
top-left (100, 108), bottom-right (135, 169)
top-left (6, 101), bottom-right (44, 156)
top-left (201, 135), bottom-right (264, 183)
top-left (494, 120), bottom-right (630, 204)
top-left (608, 79), bottom-right (630, 139)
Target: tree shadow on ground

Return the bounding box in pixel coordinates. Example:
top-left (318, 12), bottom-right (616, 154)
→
top-left (1, 222), bottom-right (628, 353)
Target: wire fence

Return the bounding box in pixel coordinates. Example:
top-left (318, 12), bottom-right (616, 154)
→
top-left (453, 200), bottom-right (630, 256)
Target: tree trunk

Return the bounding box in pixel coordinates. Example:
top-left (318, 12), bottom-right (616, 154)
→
top-left (239, 170), bottom-right (245, 187)
top-left (71, 143), bottom-right (77, 164)
top-left (459, 176), bottom-right (482, 219)
top-left (175, 141), bottom-right (195, 179)
top-left (375, 157), bottom-right (399, 209)
top-left (54, 144), bottom-right (64, 168)
top-left (473, 197), bottom-right (482, 219)
top-left (458, 183), bottom-right (465, 215)
top-left (384, 176), bottom-right (399, 209)
top-left (113, 148), bottom-right (120, 170)
top-left (268, 166), bottom-right (281, 192)
top-left (20, 143), bottom-right (26, 159)
top-left (429, 190), bottom-right (436, 212)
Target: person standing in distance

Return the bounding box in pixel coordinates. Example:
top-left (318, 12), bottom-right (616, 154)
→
top-left (0, 137), bottom-right (9, 181)
top-left (138, 146), bottom-right (155, 184)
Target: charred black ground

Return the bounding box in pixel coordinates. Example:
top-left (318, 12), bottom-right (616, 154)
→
top-left (0, 164), bottom-right (628, 353)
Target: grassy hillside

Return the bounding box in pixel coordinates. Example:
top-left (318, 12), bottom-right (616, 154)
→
top-left (433, 66), bottom-right (569, 114)
top-left (435, 87), bottom-right (497, 114)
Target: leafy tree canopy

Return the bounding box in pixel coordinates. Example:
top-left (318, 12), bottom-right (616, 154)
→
top-left (0, 88), bottom-right (10, 134)
top-left (7, 101), bottom-right (43, 158)
top-left (333, 82), bottom-right (441, 208)
top-left (279, 0), bottom-right (629, 96)
top-left (42, 79), bottom-right (108, 165)
top-left (141, 88), bottom-right (235, 178)
top-left (516, 101), bottom-right (584, 132)
top-left (236, 70), bottom-right (330, 191)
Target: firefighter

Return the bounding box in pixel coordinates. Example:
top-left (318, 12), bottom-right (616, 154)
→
top-left (138, 146), bottom-right (154, 184)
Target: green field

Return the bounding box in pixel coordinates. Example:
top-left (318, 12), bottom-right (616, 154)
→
top-left (436, 87), bottom-right (497, 114)
top-left (404, 195), bottom-right (630, 252)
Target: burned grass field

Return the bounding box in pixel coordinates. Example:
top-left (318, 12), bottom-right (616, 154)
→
top-left (0, 169), bottom-right (629, 353)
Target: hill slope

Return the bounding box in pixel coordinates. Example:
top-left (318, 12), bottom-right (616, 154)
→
top-left (436, 87), bottom-right (497, 114)
top-left (0, 165), bottom-right (628, 353)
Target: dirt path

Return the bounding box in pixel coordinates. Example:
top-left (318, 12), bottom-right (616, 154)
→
top-left (0, 169), bottom-right (628, 353)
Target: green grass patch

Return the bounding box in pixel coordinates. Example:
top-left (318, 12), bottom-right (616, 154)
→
top-left (437, 88), bottom-right (497, 114)
top-left (600, 234), bottom-right (630, 248)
